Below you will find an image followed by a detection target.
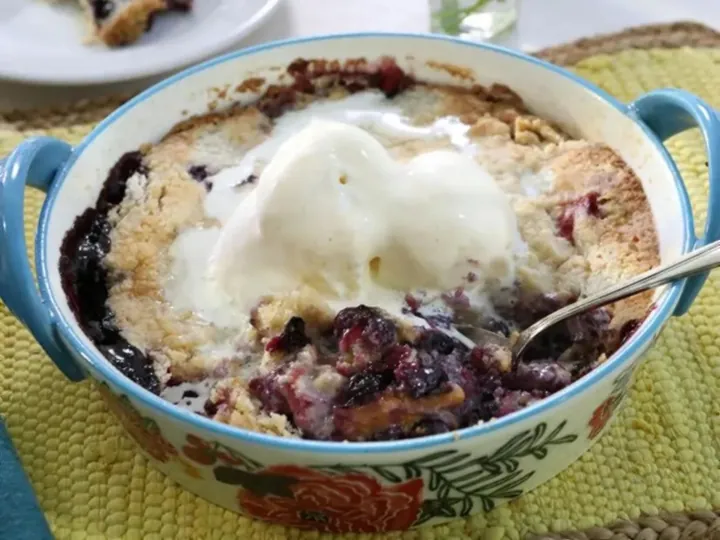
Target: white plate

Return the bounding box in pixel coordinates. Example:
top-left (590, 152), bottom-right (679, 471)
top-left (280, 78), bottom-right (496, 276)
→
top-left (0, 0), bottom-right (281, 85)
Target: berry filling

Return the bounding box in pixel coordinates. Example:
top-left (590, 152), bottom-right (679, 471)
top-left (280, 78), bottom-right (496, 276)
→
top-left (334, 305), bottom-right (398, 374)
top-left (245, 301), bottom-right (634, 441)
top-left (555, 191), bottom-right (604, 244)
top-left (265, 317), bottom-right (311, 354)
top-left (60, 151), bottom-right (160, 394)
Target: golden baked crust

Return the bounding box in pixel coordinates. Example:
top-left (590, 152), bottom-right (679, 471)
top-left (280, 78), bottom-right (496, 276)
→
top-left (546, 145), bottom-right (659, 324)
top-left (74, 0), bottom-right (190, 47)
top-left (97, 0), bottom-right (167, 47)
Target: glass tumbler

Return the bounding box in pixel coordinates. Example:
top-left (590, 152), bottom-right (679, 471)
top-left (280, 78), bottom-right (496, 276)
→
top-left (430, 0), bottom-right (520, 43)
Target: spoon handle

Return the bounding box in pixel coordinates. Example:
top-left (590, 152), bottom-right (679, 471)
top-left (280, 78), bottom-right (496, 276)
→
top-left (512, 239), bottom-right (720, 359)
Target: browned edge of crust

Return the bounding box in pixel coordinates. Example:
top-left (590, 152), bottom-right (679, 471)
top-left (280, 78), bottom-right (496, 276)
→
top-left (97, 0), bottom-right (170, 47)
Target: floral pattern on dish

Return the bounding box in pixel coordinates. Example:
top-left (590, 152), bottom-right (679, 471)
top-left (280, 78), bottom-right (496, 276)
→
top-left (588, 365), bottom-right (634, 440)
top-left (96, 383), bottom-right (177, 463)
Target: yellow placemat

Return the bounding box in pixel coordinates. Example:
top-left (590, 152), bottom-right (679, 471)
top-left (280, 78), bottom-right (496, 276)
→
top-left (2, 25), bottom-right (720, 540)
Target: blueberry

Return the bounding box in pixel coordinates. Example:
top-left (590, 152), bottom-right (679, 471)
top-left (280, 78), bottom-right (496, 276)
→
top-left (188, 165), bottom-right (209, 182)
top-left (203, 400), bottom-right (218, 417)
top-left (340, 369), bottom-right (394, 407)
top-left (98, 342), bottom-right (159, 395)
top-left (410, 416), bottom-right (454, 436)
top-left (453, 388), bottom-right (497, 425)
top-left (394, 350), bottom-right (448, 399)
top-left (566, 308), bottom-right (611, 343)
top-left (91, 0), bottom-right (114, 21)
top-left (415, 330), bottom-right (460, 355)
top-left (97, 151), bottom-right (146, 214)
top-left (334, 305), bottom-right (396, 348)
top-left (265, 317), bottom-right (310, 354)
top-left (505, 361), bottom-right (572, 393)
top-left (482, 318), bottom-right (511, 337)
top-left (333, 306), bottom-right (397, 366)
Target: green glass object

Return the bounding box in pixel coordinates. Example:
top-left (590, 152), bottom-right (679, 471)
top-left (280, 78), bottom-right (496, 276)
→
top-left (430, 0), bottom-right (519, 41)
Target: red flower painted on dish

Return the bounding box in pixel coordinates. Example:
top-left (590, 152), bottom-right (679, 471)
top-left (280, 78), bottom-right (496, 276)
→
top-left (588, 396), bottom-right (616, 439)
top-left (588, 366), bottom-right (633, 440)
top-left (97, 384), bottom-right (177, 462)
top-left (181, 434), bottom-right (248, 467)
top-left (237, 465), bottom-right (423, 532)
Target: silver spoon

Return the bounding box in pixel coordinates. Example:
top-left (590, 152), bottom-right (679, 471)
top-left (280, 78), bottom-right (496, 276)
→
top-left (446, 239), bottom-right (720, 366)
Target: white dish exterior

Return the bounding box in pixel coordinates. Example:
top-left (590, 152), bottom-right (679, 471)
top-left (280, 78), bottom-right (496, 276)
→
top-left (2, 34), bottom-right (719, 532)
top-left (0, 0), bottom-right (280, 84)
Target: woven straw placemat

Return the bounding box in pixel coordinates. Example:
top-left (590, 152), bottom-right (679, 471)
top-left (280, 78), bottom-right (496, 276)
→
top-left (2, 22), bottom-right (720, 540)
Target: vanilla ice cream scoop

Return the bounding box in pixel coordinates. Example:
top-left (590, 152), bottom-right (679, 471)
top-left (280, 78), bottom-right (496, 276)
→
top-left (375, 149), bottom-right (518, 292)
top-left (199, 118), bottom-right (518, 318)
top-left (206, 119), bottom-right (391, 303)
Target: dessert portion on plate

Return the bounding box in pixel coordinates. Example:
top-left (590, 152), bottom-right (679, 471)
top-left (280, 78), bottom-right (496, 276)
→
top-left (60, 57), bottom-right (659, 442)
top-left (52, 0), bottom-right (192, 46)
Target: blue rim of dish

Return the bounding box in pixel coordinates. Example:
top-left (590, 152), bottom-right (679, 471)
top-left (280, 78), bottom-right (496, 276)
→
top-left (37, 32), bottom-right (692, 454)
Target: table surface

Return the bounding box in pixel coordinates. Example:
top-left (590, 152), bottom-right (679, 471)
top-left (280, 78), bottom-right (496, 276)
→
top-left (1, 0), bottom-right (719, 111)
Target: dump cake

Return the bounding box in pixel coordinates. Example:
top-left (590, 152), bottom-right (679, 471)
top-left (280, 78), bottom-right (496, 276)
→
top-left (49, 0), bottom-right (192, 46)
top-left (60, 58), bottom-right (658, 441)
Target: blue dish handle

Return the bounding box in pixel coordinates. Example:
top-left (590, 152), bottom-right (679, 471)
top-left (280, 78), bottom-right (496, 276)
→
top-left (628, 89), bottom-right (720, 316)
top-left (0, 137), bottom-right (85, 381)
